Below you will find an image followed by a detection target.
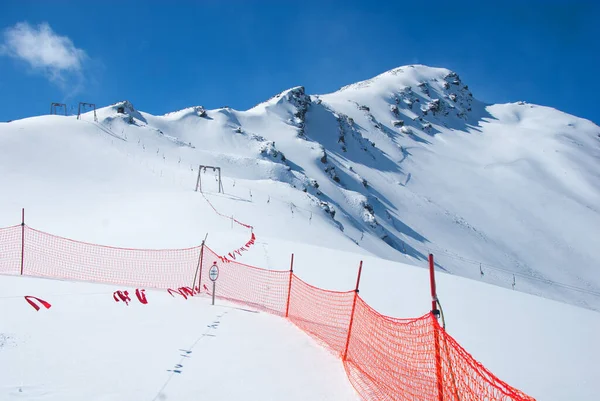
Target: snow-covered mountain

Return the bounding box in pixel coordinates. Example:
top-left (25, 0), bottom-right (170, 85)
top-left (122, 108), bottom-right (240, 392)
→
top-left (1, 64), bottom-right (599, 312)
top-left (2, 64), bottom-right (600, 400)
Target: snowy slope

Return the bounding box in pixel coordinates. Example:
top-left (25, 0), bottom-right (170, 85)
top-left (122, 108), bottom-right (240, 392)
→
top-left (314, 66), bottom-right (600, 309)
top-left (1, 63), bottom-right (599, 399)
top-left (3, 65), bottom-right (598, 310)
top-left (0, 276), bottom-right (358, 401)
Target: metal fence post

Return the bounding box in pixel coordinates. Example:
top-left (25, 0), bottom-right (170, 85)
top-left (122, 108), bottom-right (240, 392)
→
top-left (191, 234), bottom-right (208, 293)
top-left (20, 208), bottom-right (25, 276)
top-left (285, 254), bottom-right (294, 318)
top-left (343, 261), bottom-right (363, 361)
top-left (429, 254), bottom-right (444, 401)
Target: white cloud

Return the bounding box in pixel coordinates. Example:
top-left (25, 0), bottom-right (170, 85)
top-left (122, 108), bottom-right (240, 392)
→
top-left (1, 22), bottom-right (87, 89)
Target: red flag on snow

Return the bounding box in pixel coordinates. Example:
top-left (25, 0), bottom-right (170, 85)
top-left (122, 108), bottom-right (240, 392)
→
top-left (168, 288), bottom-right (188, 299)
top-left (24, 296), bottom-right (51, 311)
top-left (135, 289), bottom-right (148, 304)
top-left (113, 290), bottom-right (131, 305)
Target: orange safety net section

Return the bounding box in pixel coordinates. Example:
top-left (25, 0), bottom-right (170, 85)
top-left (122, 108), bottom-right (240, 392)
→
top-left (0, 223), bottom-right (536, 401)
top-left (344, 296), bottom-right (438, 400)
top-left (287, 275), bottom-right (355, 357)
top-left (23, 226), bottom-right (201, 289)
top-left (0, 225), bottom-right (21, 275)
top-left (434, 317), bottom-right (536, 401)
top-left (344, 296), bottom-right (535, 401)
top-left (199, 245), bottom-right (289, 315)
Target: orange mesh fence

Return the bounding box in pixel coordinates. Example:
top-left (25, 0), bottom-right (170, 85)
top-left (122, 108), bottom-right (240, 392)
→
top-left (199, 245), bottom-right (289, 315)
top-left (0, 223), bottom-right (535, 401)
top-left (345, 296), bottom-right (439, 400)
top-left (23, 226), bottom-right (200, 289)
top-left (434, 317), bottom-right (535, 401)
top-left (287, 275), bottom-right (355, 357)
top-left (0, 225), bottom-right (21, 275)
top-left (344, 296), bottom-right (534, 400)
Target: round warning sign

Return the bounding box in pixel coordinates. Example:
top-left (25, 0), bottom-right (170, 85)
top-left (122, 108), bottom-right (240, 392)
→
top-left (209, 263), bottom-right (219, 282)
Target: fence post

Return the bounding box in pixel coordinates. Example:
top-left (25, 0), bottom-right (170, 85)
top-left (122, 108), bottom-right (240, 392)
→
top-left (429, 254), bottom-right (439, 317)
top-left (343, 261), bottom-right (362, 361)
top-left (195, 166), bottom-right (201, 192)
top-left (218, 168), bottom-right (223, 193)
top-left (20, 208), bottom-right (25, 276)
top-left (429, 254), bottom-right (444, 401)
top-left (192, 239), bottom-right (206, 293)
top-left (285, 253), bottom-right (294, 318)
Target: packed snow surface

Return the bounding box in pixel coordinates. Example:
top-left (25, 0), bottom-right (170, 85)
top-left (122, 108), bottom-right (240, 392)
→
top-left (0, 276), bottom-right (359, 401)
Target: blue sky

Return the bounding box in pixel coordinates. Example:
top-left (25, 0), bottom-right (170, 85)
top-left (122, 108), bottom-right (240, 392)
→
top-left (1, 1), bottom-right (598, 124)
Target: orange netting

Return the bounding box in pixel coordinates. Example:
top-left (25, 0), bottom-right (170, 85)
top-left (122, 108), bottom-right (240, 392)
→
top-left (23, 226), bottom-right (201, 289)
top-left (198, 245), bottom-right (289, 315)
top-left (434, 316), bottom-right (535, 401)
top-left (287, 275), bottom-right (355, 357)
top-left (345, 296), bottom-right (439, 400)
top-left (0, 225), bottom-right (21, 275)
top-left (342, 296), bottom-right (535, 400)
top-left (0, 223), bottom-right (535, 401)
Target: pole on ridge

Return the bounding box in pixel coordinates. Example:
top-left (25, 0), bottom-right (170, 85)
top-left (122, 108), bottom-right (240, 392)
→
top-left (20, 208), bottom-right (25, 276)
top-left (343, 261), bottom-right (363, 361)
top-left (285, 253), bottom-right (294, 318)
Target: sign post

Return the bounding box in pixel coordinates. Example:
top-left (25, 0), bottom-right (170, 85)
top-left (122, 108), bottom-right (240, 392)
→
top-left (209, 262), bottom-right (219, 305)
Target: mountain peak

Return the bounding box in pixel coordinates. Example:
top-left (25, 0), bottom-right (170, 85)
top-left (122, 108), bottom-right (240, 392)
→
top-left (336, 64), bottom-right (468, 98)
top-left (320, 64), bottom-right (476, 128)
top-left (335, 64), bottom-right (456, 93)
top-left (256, 86), bottom-right (308, 109)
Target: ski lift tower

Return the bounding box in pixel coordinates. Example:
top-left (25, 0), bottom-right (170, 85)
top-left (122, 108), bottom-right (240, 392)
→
top-left (50, 102), bottom-right (67, 116)
top-left (77, 102), bottom-right (97, 122)
top-left (195, 165), bottom-right (223, 193)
